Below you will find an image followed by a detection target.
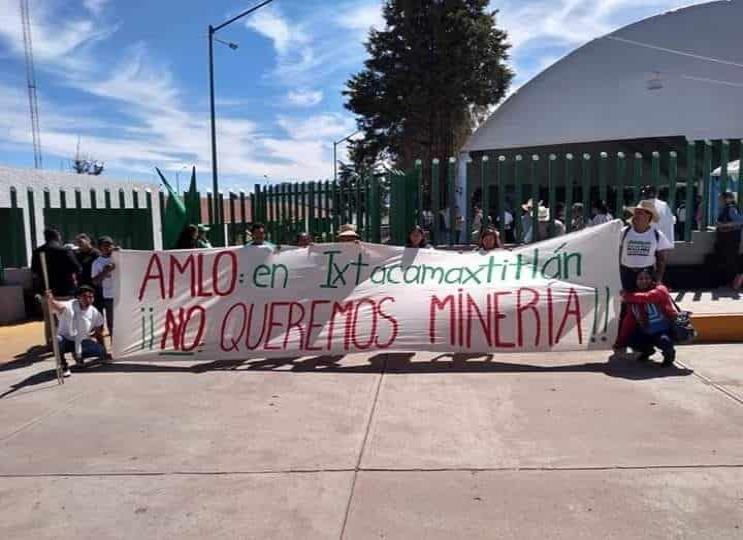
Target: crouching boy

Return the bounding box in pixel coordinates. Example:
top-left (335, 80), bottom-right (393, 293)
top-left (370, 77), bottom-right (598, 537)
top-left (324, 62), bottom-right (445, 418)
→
top-left (46, 285), bottom-right (109, 377)
top-left (614, 269), bottom-right (678, 366)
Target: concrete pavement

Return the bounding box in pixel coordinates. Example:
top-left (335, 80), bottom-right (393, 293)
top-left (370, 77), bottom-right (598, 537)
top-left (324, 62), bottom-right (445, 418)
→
top-left (0, 345), bottom-right (742, 539)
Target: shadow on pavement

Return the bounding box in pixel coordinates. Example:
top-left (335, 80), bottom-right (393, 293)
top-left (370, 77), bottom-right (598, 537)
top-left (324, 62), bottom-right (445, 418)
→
top-left (0, 345), bottom-right (53, 372)
top-left (1, 352), bottom-right (693, 399)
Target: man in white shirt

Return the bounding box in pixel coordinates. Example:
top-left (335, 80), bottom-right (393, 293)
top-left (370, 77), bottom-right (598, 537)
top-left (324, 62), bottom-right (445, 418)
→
top-left (641, 185), bottom-right (675, 247)
top-left (619, 200), bottom-right (674, 291)
top-left (46, 285), bottom-right (108, 377)
top-left (91, 236), bottom-right (116, 335)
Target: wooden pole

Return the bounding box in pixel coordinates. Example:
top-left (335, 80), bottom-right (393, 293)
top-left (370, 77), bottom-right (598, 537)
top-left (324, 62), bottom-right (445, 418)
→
top-left (39, 252), bottom-right (64, 385)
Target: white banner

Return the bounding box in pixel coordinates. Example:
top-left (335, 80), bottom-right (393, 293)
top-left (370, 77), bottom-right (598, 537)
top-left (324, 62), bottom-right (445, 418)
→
top-left (112, 221), bottom-right (623, 360)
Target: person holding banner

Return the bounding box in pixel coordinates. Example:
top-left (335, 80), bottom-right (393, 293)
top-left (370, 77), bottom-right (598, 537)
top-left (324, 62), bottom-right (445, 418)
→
top-left (296, 232), bottom-right (312, 247)
top-left (245, 223), bottom-right (276, 250)
top-left (614, 269), bottom-right (678, 366)
top-left (619, 200), bottom-right (673, 291)
top-left (406, 225), bottom-right (433, 249)
top-left (337, 224), bottom-right (361, 243)
top-left (91, 236), bottom-right (117, 336)
top-left (477, 227), bottom-right (503, 252)
top-left (46, 286), bottom-right (109, 377)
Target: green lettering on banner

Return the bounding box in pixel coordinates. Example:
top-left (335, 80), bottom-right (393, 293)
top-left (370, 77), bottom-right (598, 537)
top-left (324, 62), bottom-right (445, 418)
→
top-left (253, 264), bottom-right (271, 288)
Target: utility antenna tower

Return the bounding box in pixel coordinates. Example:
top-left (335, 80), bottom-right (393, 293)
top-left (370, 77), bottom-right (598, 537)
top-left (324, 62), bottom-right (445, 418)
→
top-left (20, 0), bottom-right (42, 168)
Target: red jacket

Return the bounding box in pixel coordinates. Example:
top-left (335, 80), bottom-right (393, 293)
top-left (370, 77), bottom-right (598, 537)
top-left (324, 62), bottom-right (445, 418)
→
top-left (615, 285), bottom-right (678, 347)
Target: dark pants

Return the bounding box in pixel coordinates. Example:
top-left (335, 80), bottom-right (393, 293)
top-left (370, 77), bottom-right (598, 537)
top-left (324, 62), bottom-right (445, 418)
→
top-left (715, 229), bottom-right (742, 286)
top-left (103, 298), bottom-right (114, 335)
top-left (57, 336), bottom-right (106, 369)
top-left (629, 330), bottom-right (675, 361)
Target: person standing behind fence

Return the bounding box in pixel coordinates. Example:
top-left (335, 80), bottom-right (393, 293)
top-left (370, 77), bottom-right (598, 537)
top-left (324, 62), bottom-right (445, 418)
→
top-left (641, 185), bottom-right (675, 247)
top-left (245, 223), bottom-right (277, 250)
top-left (74, 233), bottom-right (100, 287)
top-left (619, 201), bottom-right (673, 291)
top-left (176, 224), bottom-right (199, 249)
top-left (31, 228), bottom-right (82, 347)
top-left (196, 225), bottom-right (212, 248)
top-left (91, 236), bottom-right (116, 336)
top-left (715, 191), bottom-right (743, 290)
top-left (589, 200), bottom-right (613, 226)
top-left (571, 203), bottom-right (586, 231)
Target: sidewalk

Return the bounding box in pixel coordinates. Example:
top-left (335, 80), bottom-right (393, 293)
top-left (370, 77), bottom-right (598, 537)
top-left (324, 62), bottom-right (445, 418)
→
top-left (1, 342), bottom-right (742, 538)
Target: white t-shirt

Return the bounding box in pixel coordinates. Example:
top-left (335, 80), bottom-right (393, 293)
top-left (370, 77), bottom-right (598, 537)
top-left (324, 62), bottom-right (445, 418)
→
top-left (649, 198), bottom-right (676, 247)
top-left (620, 226), bottom-right (673, 268)
top-left (57, 300), bottom-right (104, 341)
top-left (91, 256), bottom-right (114, 299)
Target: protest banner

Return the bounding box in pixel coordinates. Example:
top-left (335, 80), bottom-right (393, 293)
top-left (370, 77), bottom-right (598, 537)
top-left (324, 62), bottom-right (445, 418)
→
top-left (112, 220), bottom-right (623, 360)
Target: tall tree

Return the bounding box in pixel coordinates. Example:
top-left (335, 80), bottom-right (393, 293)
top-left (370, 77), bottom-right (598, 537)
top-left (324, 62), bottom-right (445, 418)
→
top-left (344, 0), bottom-right (513, 180)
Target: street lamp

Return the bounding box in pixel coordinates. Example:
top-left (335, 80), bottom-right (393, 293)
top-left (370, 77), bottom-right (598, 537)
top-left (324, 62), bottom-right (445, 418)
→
top-left (208, 0), bottom-right (274, 228)
top-left (333, 129), bottom-right (362, 182)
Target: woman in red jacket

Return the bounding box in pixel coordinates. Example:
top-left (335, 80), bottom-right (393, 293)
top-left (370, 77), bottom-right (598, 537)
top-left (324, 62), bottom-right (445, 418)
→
top-left (614, 269), bottom-right (678, 366)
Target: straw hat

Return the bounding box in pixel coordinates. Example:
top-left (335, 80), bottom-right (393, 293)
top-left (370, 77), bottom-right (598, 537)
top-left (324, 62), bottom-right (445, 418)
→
top-left (628, 200), bottom-right (660, 223)
top-left (537, 206), bottom-right (551, 222)
top-left (337, 223), bottom-right (360, 239)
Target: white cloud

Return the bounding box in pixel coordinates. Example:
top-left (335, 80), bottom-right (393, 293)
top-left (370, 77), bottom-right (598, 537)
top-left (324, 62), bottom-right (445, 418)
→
top-left (83, 0), bottom-right (109, 16)
top-left (286, 88), bottom-right (323, 107)
top-left (336, 2), bottom-right (384, 32)
top-left (245, 6), bottom-right (309, 55)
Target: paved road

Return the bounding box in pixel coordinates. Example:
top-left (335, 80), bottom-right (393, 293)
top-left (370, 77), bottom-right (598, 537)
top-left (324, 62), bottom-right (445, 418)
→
top-left (0, 345), bottom-right (741, 539)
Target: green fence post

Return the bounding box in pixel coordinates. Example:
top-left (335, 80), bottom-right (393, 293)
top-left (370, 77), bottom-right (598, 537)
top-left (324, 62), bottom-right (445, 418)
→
top-left (514, 155), bottom-right (523, 242)
top-left (228, 191), bottom-right (236, 245)
top-left (702, 140), bottom-right (712, 229)
top-left (370, 175), bottom-right (381, 243)
top-left (218, 190), bottom-right (225, 242)
top-left (103, 189), bottom-right (111, 210)
top-left (599, 151), bottom-right (608, 203)
top-left (206, 192), bottom-right (214, 226)
top-left (651, 151), bottom-right (660, 196)
top-left (480, 155), bottom-right (490, 230)
top-left (564, 154), bottom-right (574, 233)
top-left (431, 159), bottom-right (440, 245)
top-left (331, 180), bottom-right (339, 235)
top-left (448, 157), bottom-right (456, 245)
top-left (251, 185), bottom-right (259, 225)
top-left (668, 151), bottom-right (678, 214)
top-left (615, 152), bottom-right (626, 218)
top-left (581, 153), bottom-right (591, 223)
top-left (307, 182), bottom-right (316, 239)
top-left (60, 188), bottom-right (67, 210)
top-left (8, 187), bottom-right (21, 266)
top-left (530, 155), bottom-right (540, 242)
top-left (89, 188), bottom-right (97, 210)
top-left (632, 153), bottom-right (643, 203)
top-left (239, 190), bottom-right (247, 240)
top-left (685, 142), bottom-right (695, 241)
top-left (497, 155), bottom-right (506, 238)
top-left (27, 188), bottom-right (37, 250)
top-left (325, 180), bottom-right (333, 240)
top-left (548, 154), bottom-right (557, 236)
top-left (118, 188), bottom-right (126, 210)
top-left (414, 160), bottom-right (423, 226)
top-left (364, 177), bottom-right (371, 240)
top-left (720, 140), bottom-right (730, 195)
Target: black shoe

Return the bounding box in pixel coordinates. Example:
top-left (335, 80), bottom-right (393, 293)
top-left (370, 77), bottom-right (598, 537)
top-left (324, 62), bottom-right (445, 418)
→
top-left (662, 350), bottom-right (676, 367)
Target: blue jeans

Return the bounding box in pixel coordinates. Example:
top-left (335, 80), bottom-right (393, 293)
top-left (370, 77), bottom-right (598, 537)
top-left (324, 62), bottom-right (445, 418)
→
top-left (629, 330), bottom-right (675, 360)
top-left (57, 336), bottom-right (106, 368)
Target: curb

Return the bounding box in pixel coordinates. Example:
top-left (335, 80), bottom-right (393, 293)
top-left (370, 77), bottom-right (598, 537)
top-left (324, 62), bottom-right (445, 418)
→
top-left (691, 313), bottom-right (743, 343)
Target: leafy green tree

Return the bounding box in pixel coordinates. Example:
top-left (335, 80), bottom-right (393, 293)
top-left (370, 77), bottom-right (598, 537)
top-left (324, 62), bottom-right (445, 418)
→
top-left (344, 0), bottom-right (513, 190)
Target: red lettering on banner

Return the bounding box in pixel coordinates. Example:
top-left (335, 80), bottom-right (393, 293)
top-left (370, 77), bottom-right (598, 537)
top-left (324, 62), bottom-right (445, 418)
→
top-left (263, 302), bottom-right (287, 350)
top-left (329, 301), bottom-right (354, 350)
top-left (284, 302), bottom-right (306, 349)
top-left (305, 300), bottom-right (331, 351)
top-left (466, 293), bottom-right (492, 348)
top-left (213, 251), bottom-right (238, 296)
top-left (547, 287), bottom-right (555, 346)
top-left (220, 302), bottom-right (247, 352)
top-left (516, 287), bottom-right (541, 347)
top-left (169, 254), bottom-right (195, 298)
top-left (180, 306), bottom-right (206, 351)
top-left (492, 291), bottom-right (515, 348)
top-left (195, 253), bottom-right (213, 297)
top-left (429, 294), bottom-right (455, 345)
top-left (161, 307), bottom-right (184, 350)
top-left (375, 296), bottom-right (398, 348)
top-left (246, 303), bottom-right (269, 350)
top-left (555, 287), bottom-right (583, 344)
top-left (351, 298), bottom-right (377, 350)
top-left (138, 254), bottom-right (165, 301)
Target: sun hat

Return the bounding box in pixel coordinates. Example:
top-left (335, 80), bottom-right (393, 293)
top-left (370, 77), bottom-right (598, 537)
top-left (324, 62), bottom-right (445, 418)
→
top-left (537, 206), bottom-right (551, 222)
top-left (197, 224), bottom-right (210, 232)
top-left (337, 223), bottom-right (360, 239)
top-left (628, 200), bottom-right (660, 223)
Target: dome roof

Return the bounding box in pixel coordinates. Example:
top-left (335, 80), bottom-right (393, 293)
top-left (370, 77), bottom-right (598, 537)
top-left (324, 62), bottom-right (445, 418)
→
top-left (464, 0), bottom-right (743, 153)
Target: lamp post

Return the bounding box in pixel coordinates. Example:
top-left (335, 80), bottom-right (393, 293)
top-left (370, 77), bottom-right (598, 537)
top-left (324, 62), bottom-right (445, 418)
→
top-left (333, 129), bottom-right (362, 182)
top-left (208, 0), bottom-right (274, 227)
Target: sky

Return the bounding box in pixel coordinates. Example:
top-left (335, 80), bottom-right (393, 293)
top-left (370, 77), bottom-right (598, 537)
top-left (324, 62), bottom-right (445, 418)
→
top-left (0, 0), bottom-right (693, 189)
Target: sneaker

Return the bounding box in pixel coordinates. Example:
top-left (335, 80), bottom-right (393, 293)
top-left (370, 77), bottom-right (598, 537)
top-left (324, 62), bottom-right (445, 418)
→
top-left (63, 368), bottom-right (72, 378)
top-left (662, 350), bottom-right (676, 367)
